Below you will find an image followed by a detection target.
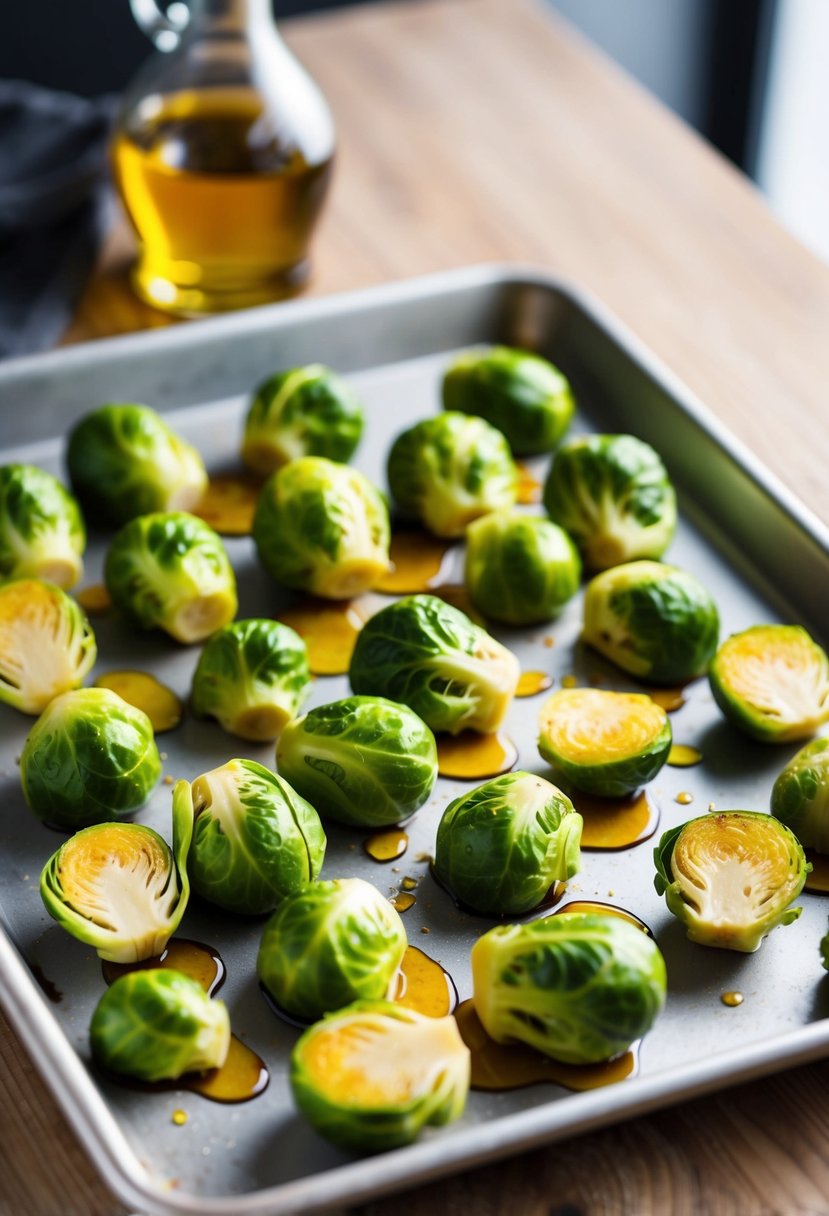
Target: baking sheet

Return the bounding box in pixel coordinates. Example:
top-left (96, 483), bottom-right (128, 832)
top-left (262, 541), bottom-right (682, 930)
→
top-left (2, 267), bottom-right (829, 1215)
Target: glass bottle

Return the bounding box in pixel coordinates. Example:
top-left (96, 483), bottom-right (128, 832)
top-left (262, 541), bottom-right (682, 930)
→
top-left (113, 0), bottom-right (335, 315)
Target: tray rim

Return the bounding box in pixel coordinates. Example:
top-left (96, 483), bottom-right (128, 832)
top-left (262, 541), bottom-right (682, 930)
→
top-left (2, 262), bottom-right (829, 1216)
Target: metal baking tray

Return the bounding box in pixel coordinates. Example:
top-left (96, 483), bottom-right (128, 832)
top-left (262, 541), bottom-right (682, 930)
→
top-left (2, 265), bottom-right (829, 1216)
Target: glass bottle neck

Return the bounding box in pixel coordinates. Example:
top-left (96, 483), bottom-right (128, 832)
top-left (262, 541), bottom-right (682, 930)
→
top-left (190, 0), bottom-right (276, 33)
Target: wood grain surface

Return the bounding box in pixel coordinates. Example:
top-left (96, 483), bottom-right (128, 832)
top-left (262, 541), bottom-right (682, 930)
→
top-left (5, 0), bottom-right (829, 1212)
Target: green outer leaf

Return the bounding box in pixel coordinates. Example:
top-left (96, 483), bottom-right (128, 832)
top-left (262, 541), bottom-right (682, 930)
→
top-left (242, 365), bottom-right (364, 470)
top-left (0, 464), bottom-right (86, 587)
top-left (771, 737), bottom-right (829, 851)
top-left (433, 771), bottom-right (582, 915)
top-left (276, 695), bottom-right (438, 828)
top-left (464, 511), bottom-right (581, 626)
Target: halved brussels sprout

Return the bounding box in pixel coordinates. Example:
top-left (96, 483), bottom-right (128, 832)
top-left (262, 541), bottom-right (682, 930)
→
top-left (583, 560), bottom-right (719, 684)
top-left (442, 346), bottom-right (575, 456)
top-left (464, 512), bottom-right (581, 626)
top-left (433, 772), bottom-right (582, 916)
top-left (40, 785), bottom-right (192, 961)
top-left (67, 403), bottom-right (207, 526)
top-left (276, 696), bottom-right (438, 828)
top-left (771, 737), bottom-right (829, 852)
top-left (543, 434), bottom-right (677, 571)
top-left (291, 1000), bottom-right (469, 1152)
top-left (191, 618), bottom-right (310, 741)
top-left (21, 687), bottom-right (161, 829)
top-left (242, 365), bottom-right (364, 474)
top-left (386, 413), bottom-right (517, 538)
top-left (253, 457), bottom-right (390, 599)
top-left (472, 912), bottom-right (666, 1064)
top-left (653, 810), bottom-right (808, 952)
top-left (0, 578), bottom-right (96, 714)
top-left (105, 511), bottom-right (237, 644)
top-left (91, 969), bottom-right (230, 1081)
top-left (0, 464), bottom-right (86, 589)
top-left (349, 594), bottom-right (520, 735)
top-left (184, 759), bottom-right (326, 915)
top-left (538, 688), bottom-right (671, 797)
top-left (257, 877), bottom-right (407, 1022)
top-left (709, 625), bottom-right (829, 743)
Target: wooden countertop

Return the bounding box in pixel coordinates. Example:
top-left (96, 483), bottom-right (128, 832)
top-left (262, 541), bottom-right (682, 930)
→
top-left (5, 0), bottom-right (829, 1212)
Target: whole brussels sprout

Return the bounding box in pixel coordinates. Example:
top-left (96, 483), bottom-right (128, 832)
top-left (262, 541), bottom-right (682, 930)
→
top-left (184, 759), bottom-right (326, 915)
top-left (253, 457), bottom-right (390, 599)
top-left (105, 511), bottom-right (237, 644)
top-left (0, 464), bottom-right (86, 589)
top-left (538, 688), bottom-right (671, 797)
top-left (67, 403), bottom-right (207, 526)
top-left (349, 594), bottom-right (520, 735)
top-left (242, 365), bottom-right (364, 474)
top-left (21, 687), bottom-right (161, 829)
top-left (472, 912), bottom-right (666, 1064)
top-left (386, 412), bottom-right (517, 538)
top-left (91, 970), bottom-right (230, 1081)
top-left (464, 511), bottom-right (581, 625)
top-left (442, 345), bottom-right (575, 456)
top-left (654, 811), bottom-right (808, 952)
top-left (0, 578), bottom-right (96, 715)
top-left (291, 1001), bottom-right (470, 1152)
top-left (257, 877), bottom-right (407, 1021)
top-left (582, 560), bottom-right (719, 684)
top-left (277, 696), bottom-right (437, 829)
top-left (771, 737), bottom-right (829, 851)
top-left (433, 772), bottom-right (582, 916)
top-left (709, 625), bottom-right (829, 743)
top-left (191, 618), bottom-right (310, 742)
top-left (40, 785), bottom-right (192, 961)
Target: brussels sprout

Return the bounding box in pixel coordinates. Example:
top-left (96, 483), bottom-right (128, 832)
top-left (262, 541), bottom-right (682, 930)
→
top-left (771, 737), bottom-right (829, 851)
top-left (21, 687), bottom-right (160, 829)
top-left (105, 511), bottom-right (237, 644)
top-left (349, 594), bottom-right (520, 735)
top-left (66, 403), bottom-right (207, 526)
top-left (538, 688), bottom-right (671, 797)
top-left (386, 413), bottom-right (517, 538)
top-left (653, 811), bottom-right (808, 952)
top-left (0, 579), bottom-right (96, 715)
top-left (0, 464), bottom-right (86, 589)
top-left (257, 877), bottom-right (407, 1021)
top-left (91, 970), bottom-right (230, 1081)
top-left (472, 912), bottom-right (666, 1064)
top-left (253, 457), bottom-right (390, 599)
top-left (543, 434), bottom-right (676, 571)
top-left (442, 346), bottom-right (575, 456)
top-left (276, 696), bottom-right (438, 828)
top-left (582, 560), bottom-right (719, 685)
top-left (709, 625), bottom-right (829, 743)
top-left (433, 772), bottom-right (582, 916)
top-left (821, 923), bottom-right (829, 972)
top-left (40, 783), bottom-right (192, 961)
top-left (242, 365), bottom-right (364, 474)
top-left (191, 618), bottom-right (310, 741)
top-left (464, 511), bottom-right (581, 625)
top-left (291, 1001), bottom-right (469, 1152)
top-left (184, 758), bottom-right (326, 915)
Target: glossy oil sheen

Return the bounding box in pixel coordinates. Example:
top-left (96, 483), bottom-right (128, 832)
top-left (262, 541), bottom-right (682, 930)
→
top-left (436, 731), bottom-right (518, 780)
top-left (94, 670), bottom-right (183, 733)
top-left (667, 744), bottom-right (703, 767)
top-left (102, 939), bottom-right (226, 998)
top-left (393, 946), bottom-right (458, 1018)
top-left (573, 790), bottom-right (660, 850)
top-left (373, 532), bottom-right (453, 594)
top-left (277, 598), bottom-right (366, 675)
top-left (364, 828), bottom-right (409, 863)
top-left (516, 670), bottom-right (554, 698)
top-left (192, 472), bottom-right (262, 536)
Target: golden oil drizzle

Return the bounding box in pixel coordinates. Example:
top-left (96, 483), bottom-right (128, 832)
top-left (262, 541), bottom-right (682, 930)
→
top-left (721, 991), bottom-right (744, 1008)
top-left (675, 791), bottom-right (694, 805)
top-left (515, 463), bottom-right (543, 505)
top-left (552, 899), bottom-right (653, 936)
top-left (94, 670), bottom-right (183, 733)
top-left (187, 1036), bottom-right (269, 1104)
top-left (436, 730), bottom-right (518, 780)
top-left (277, 598), bottom-right (369, 676)
top-left (648, 687), bottom-right (687, 713)
top-left (171, 1109), bottom-right (188, 1125)
top-left (391, 892), bottom-right (417, 913)
top-left (364, 828), bottom-right (409, 863)
top-left (102, 939), bottom-right (225, 997)
top-left (667, 744), bottom-right (702, 768)
top-left (516, 670), bottom-right (554, 698)
top-left (401, 876), bottom-right (418, 892)
top-left (373, 531), bottom-right (454, 594)
top-left (192, 471), bottom-right (262, 536)
top-left (573, 789), bottom-right (660, 851)
top-left (75, 583), bottom-right (112, 615)
top-left (804, 850), bottom-right (829, 893)
top-left (561, 674), bottom-right (578, 688)
top-left (393, 946), bottom-right (457, 1018)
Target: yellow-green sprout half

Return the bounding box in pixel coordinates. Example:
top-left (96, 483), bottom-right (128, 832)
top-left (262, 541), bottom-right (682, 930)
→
top-left (242, 365), bottom-right (364, 473)
top-left (709, 625), bottom-right (829, 742)
top-left (253, 457), bottom-right (390, 599)
top-left (771, 737), bottom-right (829, 852)
top-left (291, 1001), bottom-right (470, 1152)
top-left (39, 782), bottom-right (193, 962)
top-left (653, 811), bottom-right (808, 952)
top-left (538, 688), bottom-right (671, 797)
top-left (0, 579), bottom-right (96, 714)
top-left (0, 464), bottom-right (86, 589)
top-left (105, 511), bottom-right (237, 644)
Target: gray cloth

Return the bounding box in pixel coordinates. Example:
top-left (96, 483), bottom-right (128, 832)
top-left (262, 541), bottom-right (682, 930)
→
top-left (0, 81), bottom-right (114, 359)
